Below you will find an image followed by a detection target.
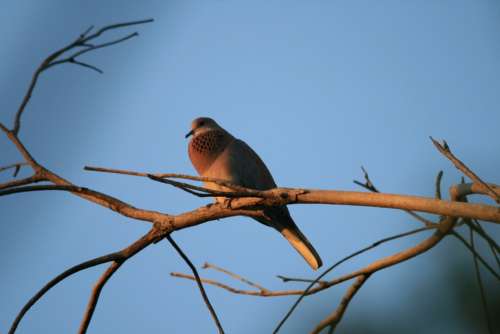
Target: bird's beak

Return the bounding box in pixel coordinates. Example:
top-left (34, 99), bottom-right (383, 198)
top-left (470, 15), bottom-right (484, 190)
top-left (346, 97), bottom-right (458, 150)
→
top-left (185, 129), bottom-right (194, 138)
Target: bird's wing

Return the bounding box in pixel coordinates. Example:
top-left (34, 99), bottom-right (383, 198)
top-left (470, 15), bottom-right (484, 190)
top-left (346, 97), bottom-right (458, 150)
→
top-left (223, 139), bottom-right (277, 190)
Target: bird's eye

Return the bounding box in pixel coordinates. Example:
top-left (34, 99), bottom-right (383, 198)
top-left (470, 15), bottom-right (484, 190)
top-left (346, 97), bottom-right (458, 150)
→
top-left (199, 121), bottom-right (205, 127)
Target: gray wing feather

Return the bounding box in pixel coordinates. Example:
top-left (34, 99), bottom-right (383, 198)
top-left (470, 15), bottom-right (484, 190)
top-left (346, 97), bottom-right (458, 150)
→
top-left (225, 139), bottom-right (277, 190)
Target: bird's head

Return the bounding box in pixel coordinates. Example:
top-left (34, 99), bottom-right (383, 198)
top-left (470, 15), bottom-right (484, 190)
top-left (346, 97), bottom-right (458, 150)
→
top-left (185, 117), bottom-right (221, 138)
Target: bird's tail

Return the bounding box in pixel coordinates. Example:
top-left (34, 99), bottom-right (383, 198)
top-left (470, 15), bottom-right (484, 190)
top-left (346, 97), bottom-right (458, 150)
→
top-left (279, 223), bottom-right (323, 270)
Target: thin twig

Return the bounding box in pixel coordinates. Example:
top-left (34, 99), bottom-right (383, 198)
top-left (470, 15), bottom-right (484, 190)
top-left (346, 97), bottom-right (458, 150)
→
top-left (85, 165), bottom-right (259, 194)
top-left (435, 170), bottom-right (444, 200)
top-left (430, 137), bottom-right (499, 203)
top-left (0, 162), bottom-right (28, 176)
top-left (469, 227), bottom-right (494, 334)
top-left (354, 167), bottom-right (436, 227)
top-left (353, 166), bottom-right (379, 192)
top-left (203, 262), bottom-right (269, 292)
top-left (69, 58), bottom-right (103, 73)
top-left (276, 275), bottom-right (329, 287)
top-left (470, 220), bottom-right (500, 268)
top-left (451, 231), bottom-right (499, 280)
top-left (311, 274), bottom-right (370, 334)
top-left (78, 261), bottom-right (122, 334)
top-left (166, 235), bottom-right (224, 334)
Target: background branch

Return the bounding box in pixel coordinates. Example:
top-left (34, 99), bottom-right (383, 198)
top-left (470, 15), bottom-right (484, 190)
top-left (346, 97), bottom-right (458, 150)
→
top-left (11, 18), bottom-right (153, 135)
top-left (166, 235), bottom-right (225, 334)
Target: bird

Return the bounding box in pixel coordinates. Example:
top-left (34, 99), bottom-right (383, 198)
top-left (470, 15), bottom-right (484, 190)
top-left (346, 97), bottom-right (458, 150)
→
top-left (185, 117), bottom-right (322, 270)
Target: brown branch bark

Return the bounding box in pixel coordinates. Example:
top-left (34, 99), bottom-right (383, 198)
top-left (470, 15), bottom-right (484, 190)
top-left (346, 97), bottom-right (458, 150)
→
top-left (78, 229), bottom-right (161, 333)
top-left (78, 261), bottom-right (122, 334)
top-left (431, 137), bottom-right (500, 203)
top-left (8, 252), bottom-right (122, 334)
top-left (311, 274), bottom-right (370, 334)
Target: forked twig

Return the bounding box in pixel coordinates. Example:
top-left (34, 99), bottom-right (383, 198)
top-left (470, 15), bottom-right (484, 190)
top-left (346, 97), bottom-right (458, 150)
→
top-left (12, 19), bottom-right (153, 135)
top-left (430, 137), bottom-right (499, 203)
top-left (0, 162), bottom-right (28, 177)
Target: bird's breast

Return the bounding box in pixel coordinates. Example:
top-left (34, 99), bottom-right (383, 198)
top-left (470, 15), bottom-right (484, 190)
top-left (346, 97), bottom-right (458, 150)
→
top-left (188, 130), bottom-right (230, 175)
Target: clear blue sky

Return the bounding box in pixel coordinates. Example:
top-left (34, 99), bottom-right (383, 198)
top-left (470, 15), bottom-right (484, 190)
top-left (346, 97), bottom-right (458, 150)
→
top-left (1, 1), bottom-right (499, 333)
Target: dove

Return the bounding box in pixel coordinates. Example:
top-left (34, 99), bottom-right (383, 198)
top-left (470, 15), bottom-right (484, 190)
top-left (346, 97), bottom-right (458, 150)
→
top-left (186, 117), bottom-right (322, 270)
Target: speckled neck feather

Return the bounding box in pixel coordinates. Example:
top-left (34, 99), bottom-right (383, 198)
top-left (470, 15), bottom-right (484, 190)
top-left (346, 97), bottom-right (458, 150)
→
top-left (188, 129), bottom-right (230, 175)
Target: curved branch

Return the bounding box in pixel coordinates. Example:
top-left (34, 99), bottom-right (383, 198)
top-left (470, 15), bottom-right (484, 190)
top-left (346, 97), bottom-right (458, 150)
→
top-left (8, 252), bottom-right (122, 334)
top-left (10, 229), bottom-right (161, 334)
top-left (78, 262), bottom-right (122, 334)
top-left (311, 274), bottom-right (370, 334)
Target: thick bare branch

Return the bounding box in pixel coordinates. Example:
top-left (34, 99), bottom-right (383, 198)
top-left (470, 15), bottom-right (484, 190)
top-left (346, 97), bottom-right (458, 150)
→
top-left (88, 166), bottom-right (500, 224)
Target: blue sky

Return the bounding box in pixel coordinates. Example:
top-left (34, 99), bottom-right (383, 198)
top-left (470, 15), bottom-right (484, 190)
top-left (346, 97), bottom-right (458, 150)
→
top-left (1, 1), bottom-right (499, 333)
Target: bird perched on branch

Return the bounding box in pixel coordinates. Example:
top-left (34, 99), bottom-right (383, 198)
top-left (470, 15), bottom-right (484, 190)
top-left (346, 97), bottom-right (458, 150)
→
top-left (186, 117), bottom-right (322, 270)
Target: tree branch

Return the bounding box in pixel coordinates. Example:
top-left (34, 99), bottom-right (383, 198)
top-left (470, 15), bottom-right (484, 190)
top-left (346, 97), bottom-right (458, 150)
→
top-left (12, 19), bottom-right (153, 135)
top-left (431, 137), bottom-right (499, 203)
top-left (78, 261), bottom-right (122, 334)
top-left (203, 262), bottom-right (270, 293)
top-left (171, 225), bottom-right (434, 298)
top-left (166, 235), bottom-right (224, 334)
top-left (8, 252), bottom-right (122, 334)
top-left (10, 228), bottom-right (162, 334)
top-left (0, 162), bottom-right (28, 177)
top-left (311, 274), bottom-right (370, 334)
top-left (469, 227), bottom-right (494, 334)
